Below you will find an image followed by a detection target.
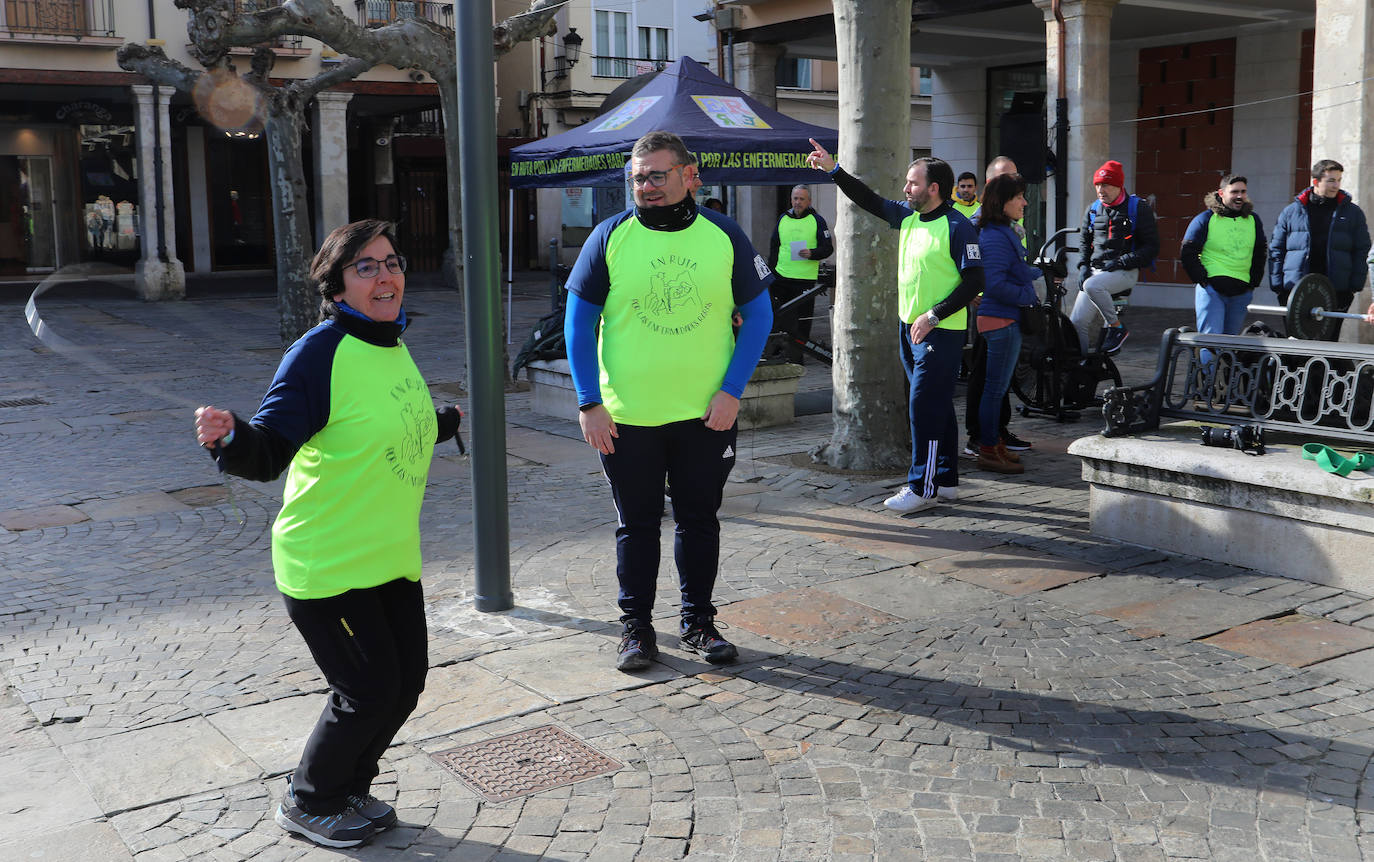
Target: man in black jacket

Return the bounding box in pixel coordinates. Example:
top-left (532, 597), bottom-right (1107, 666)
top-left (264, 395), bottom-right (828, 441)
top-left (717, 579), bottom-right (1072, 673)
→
top-left (767, 185), bottom-right (834, 362)
top-left (1070, 160), bottom-right (1159, 355)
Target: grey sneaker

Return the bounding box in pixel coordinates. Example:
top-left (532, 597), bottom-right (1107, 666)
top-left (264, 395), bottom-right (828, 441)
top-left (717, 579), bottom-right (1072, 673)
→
top-left (275, 801), bottom-right (375, 848)
top-left (346, 793), bottom-right (397, 830)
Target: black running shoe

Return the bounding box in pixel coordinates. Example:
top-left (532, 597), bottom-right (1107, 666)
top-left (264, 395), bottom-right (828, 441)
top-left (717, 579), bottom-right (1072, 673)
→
top-left (346, 793), bottom-right (397, 831)
top-left (276, 777), bottom-right (375, 847)
top-left (616, 619), bottom-right (658, 672)
top-left (680, 615), bottom-right (738, 664)
top-left (1001, 430), bottom-right (1033, 451)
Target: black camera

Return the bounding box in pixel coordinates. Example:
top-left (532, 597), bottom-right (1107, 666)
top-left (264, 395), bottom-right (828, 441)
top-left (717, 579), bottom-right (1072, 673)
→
top-left (1199, 423), bottom-right (1265, 455)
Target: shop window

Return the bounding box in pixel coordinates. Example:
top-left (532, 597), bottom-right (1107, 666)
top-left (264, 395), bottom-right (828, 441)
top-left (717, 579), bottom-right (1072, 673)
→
top-left (0, 156), bottom-right (59, 275)
top-left (77, 123), bottom-right (141, 266)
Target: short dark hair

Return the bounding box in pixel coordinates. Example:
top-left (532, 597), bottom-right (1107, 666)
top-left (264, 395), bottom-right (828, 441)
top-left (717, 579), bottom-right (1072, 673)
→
top-left (909, 156), bottom-right (955, 201)
top-left (977, 173), bottom-right (1027, 228)
top-left (957, 171), bottom-right (977, 183)
top-left (1312, 159), bottom-right (1343, 179)
top-left (1219, 174), bottom-right (1248, 188)
top-left (311, 218), bottom-right (399, 304)
top-left (632, 130), bottom-right (692, 166)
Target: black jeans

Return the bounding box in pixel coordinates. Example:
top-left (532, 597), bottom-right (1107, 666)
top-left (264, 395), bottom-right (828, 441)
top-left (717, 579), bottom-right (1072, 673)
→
top-left (771, 276), bottom-right (817, 362)
top-left (965, 330), bottom-right (1013, 442)
top-left (599, 419), bottom-right (736, 623)
top-left (282, 577), bottom-right (427, 814)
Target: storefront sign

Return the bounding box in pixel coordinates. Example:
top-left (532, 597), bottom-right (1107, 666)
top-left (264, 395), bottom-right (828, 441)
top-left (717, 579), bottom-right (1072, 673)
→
top-left (55, 101), bottom-right (113, 124)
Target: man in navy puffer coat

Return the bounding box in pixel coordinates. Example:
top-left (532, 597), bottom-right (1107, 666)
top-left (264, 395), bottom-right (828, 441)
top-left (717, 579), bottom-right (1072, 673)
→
top-left (1269, 159), bottom-right (1371, 340)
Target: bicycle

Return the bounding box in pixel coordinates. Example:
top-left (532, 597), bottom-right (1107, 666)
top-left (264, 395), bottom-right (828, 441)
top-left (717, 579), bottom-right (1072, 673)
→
top-left (1011, 226), bottom-right (1124, 421)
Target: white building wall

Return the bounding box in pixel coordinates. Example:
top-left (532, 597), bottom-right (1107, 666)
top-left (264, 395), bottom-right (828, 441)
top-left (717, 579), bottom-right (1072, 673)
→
top-left (1234, 30), bottom-right (1304, 234)
top-left (929, 66), bottom-right (984, 174)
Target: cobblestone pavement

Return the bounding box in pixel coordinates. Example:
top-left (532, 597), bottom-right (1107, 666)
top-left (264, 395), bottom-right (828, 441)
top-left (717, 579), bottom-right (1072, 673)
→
top-left (2, 278), bottom-right (1374, 861)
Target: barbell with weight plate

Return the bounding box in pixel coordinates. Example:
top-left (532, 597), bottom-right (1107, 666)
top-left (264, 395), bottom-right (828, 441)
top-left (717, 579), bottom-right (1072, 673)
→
top-left (1246, 273), bottom-right (1368, 341)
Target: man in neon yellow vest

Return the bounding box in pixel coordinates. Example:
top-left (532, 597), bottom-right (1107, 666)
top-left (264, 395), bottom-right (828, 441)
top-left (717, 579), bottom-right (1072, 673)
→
top-left (767, 185), bottom-right (833, 362)
top-left (564, 131), bottom-right (774, 672)
top-left (806, 138), bottom-right (984, 514)
top-left (951, 171), bottom-right (980, 219)
top-left (1181, 174), bottom-right (1267, 340)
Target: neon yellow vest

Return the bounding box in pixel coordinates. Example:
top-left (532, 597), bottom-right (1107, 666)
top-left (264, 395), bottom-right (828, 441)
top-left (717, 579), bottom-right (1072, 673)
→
top-left (775, 212), bottom-right (821, 280)
top-left (952, 198), bottom-right (980, 220)
top-left (272, 337), bottom-right (436, 599)
top-left (598, 217), bottom-right (737, 426)
top-left (897, 212), bottom-right (968, 329)
top-left (1199, 214), bottom-right (1256, 284)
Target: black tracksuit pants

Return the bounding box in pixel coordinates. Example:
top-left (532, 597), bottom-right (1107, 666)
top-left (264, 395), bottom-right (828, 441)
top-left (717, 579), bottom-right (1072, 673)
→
top-left (282, 577), bottom-right (427, 814)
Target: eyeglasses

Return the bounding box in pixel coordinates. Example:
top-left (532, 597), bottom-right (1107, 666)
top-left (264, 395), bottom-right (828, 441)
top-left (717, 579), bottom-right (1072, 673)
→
top-left (630, 165), bottom-right (683, 188)
top-left (345, 254), bottom-right (407, 278)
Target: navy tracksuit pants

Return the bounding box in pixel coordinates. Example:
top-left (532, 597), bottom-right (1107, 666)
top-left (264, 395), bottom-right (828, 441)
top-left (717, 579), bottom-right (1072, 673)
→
top-left (898, 322), bottom-right (962, 496)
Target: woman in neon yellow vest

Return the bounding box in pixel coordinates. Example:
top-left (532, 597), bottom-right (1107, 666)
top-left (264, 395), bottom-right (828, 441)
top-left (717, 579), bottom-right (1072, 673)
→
top-left (194, 220), bottom-right (461, 849)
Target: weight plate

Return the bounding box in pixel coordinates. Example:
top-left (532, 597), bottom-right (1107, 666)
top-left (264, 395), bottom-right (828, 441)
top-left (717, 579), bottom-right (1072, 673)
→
top-left (1286, 273), bottom-right (1341, 341)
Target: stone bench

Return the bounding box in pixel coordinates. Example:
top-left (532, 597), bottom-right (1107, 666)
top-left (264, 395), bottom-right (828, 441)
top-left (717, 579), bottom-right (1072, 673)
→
top-left (1069, 427), bottom-right (1374, 594)
top-left (526, 359), bottom-right (805, 430)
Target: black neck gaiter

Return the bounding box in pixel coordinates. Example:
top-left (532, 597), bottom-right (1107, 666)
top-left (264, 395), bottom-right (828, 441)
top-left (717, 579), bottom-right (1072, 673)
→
top-left (634, 196), bottom-right (698, 232)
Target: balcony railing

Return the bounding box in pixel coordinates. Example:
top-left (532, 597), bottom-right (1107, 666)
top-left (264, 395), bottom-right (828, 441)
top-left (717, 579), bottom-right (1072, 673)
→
top-left (356, 0), bottom-right (452, 29)
top-left (233, 0), bottom-right (304, 50)
top-left (593, 55), bottom-right (667, 80)
top-left (393, 109), bottom-right (442, 137)
top-left (1, 0), bottom-right (115, 39)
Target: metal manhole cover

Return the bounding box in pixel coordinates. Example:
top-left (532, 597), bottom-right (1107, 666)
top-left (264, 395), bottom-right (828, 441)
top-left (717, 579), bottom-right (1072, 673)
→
top-left (431, 724), bottom-right (622, 802)
top-left (0, 397), bottom-right (45, 408)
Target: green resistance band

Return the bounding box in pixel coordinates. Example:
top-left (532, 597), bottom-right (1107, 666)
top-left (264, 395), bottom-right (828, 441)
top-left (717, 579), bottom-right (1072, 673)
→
top-left (1301, 443), bottom-right (1374, 477)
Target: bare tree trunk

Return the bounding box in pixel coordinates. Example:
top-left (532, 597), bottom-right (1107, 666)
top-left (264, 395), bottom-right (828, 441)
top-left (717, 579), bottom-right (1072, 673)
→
top-left (813, 0), bottom-right (914, 471)
top-left (261, 103), bottom-right (315, 343)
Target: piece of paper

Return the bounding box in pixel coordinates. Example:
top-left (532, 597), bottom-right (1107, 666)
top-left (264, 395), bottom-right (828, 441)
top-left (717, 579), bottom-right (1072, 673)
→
top-left (789, 240), bottom-right (808, 261)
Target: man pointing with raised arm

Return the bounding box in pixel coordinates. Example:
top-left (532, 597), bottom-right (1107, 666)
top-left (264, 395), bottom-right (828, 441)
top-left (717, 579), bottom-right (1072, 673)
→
top-left (807, 138), bottom-right (984, 513)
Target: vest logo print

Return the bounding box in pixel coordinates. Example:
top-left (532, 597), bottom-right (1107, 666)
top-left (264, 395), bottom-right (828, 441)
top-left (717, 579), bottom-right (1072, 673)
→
top-left (753, 254), bottom-right (771, 280)
top-left (631, 254), bottom-right (713, 335)
top-left (385, 375), bottom-right (435, 488)
top-left (965, 243), bottom-right (981, 260)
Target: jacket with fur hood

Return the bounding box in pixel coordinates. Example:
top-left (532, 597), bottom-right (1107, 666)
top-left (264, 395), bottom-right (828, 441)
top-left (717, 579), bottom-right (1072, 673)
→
top-left (1180, 191), bottom-right (1267, 294)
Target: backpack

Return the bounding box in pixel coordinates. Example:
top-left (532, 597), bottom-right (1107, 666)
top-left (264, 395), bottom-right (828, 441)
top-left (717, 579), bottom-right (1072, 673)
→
top-left (1089, 194), bottom-right (1156, 270)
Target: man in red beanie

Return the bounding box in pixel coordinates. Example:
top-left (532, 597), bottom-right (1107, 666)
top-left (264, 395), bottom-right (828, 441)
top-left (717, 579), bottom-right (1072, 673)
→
top-left (1071, 159), bottom-right (1158, 355)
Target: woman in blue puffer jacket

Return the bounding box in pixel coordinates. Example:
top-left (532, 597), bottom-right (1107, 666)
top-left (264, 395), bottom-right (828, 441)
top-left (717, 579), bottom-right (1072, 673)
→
top-left (973, 173), bottom-right (1041, 475)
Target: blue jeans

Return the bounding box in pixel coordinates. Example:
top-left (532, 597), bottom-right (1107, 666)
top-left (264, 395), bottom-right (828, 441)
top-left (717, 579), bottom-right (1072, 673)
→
top-left (1195, 284), bottom-right (1252, 369)
top-left (898, 322), bottom-right (962, 496)
top-left (978, 323), bottom-right (1022, 448)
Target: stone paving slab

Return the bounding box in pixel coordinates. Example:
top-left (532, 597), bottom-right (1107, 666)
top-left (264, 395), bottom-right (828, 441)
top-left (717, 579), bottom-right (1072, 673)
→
top-left (0, 503), bottom-right (89, 531)
top-left (205, 694), bottom-right (320, 775)
top-left (60, 717), bottom-right (260, 813)
top-left (738, 502), bottom-right (1003, 566)
top-left (918, 547), bottom-right (1102, 596)
top-left (725, 586), bottom-right (904, 645)
top-left (1037, 572), bottom-right (1193, 615)
top-left (0, 746), bottom-right (104, 837)
top-left (1307, 648), bottom-right (1374, 687)
top-left (74, 490), bottom-right (192, 522)
top-left (1098, 586), bottom-right (1283, 640)
top-left (505, 426), bottom-right (600, 470)
top-left (0, 820), bottom-right (135, 862)
top-left (1202, 614), bottom-right (1374, 667)
top-left (473, 631), bottom-right (681, 702)
top-left (399, 662), bottom-right (557, 743)
top-left (823, 567), bottom-right (996, 620)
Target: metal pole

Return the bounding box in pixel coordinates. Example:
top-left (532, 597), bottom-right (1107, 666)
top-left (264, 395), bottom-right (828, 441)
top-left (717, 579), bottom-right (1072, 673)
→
top-left (507, 187), bottom-right (514, 344)
top-left (455, 3), bottom-right (512, 612)
top-left (548, 237), bottom-right (559, 310)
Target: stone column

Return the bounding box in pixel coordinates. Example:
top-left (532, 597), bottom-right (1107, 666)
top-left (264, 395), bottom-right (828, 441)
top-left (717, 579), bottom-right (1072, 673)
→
top-left (1313, 0), bottom-right (1374, 343)
top-left (730, 41), bottom-right (783, 253)
top-left (1034, 0), bottom-right (1119, 235)
top-left (312, 91), bottom-right (353, 246)
top-left (131, 84), bottom-right (185, 300)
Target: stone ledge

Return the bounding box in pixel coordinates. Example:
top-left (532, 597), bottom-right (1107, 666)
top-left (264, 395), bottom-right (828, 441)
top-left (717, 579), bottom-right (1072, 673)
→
top-left (1068, 427), bottom-right (1374, 594)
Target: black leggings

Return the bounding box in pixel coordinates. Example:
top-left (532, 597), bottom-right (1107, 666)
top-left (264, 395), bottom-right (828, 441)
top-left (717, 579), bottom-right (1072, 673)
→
top-left (282, 577), bottom-right (427, 814)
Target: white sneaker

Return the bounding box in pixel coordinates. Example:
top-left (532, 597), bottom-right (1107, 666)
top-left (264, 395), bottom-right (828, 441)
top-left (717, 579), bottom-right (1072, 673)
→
top-left (883, 487), bottom-right (939, 513)
top-left (936, 486), bottom-right (958, 501)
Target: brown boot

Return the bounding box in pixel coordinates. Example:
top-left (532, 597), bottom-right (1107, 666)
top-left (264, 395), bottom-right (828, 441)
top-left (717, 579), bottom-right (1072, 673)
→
top-left (996, 440), bottom-right (1021, 464)
top-left (977, 445), bottom-right (1024, 474)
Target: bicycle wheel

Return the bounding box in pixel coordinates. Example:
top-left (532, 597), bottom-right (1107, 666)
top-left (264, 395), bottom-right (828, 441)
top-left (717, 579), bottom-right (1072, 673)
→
top-left (1011, 353), bottom-right (1052, 412)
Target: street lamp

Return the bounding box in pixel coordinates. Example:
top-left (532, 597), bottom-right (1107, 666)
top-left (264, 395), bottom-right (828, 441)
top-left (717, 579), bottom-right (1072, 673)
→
top-left (542, 27), bottom-right (583, 86)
